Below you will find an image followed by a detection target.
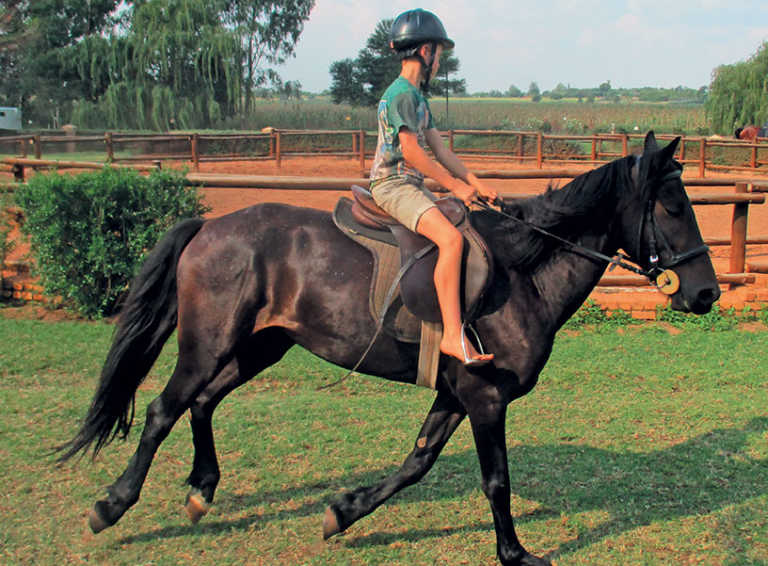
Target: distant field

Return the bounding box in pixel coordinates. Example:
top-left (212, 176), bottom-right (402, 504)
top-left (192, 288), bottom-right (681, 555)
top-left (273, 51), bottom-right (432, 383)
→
top-left (234, 97), bottom-right (707, 136)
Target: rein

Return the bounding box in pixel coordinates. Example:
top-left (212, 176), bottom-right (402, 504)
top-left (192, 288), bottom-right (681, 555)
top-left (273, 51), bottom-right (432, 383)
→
top-left (473, 164), bottom-right (709, 293)
top-left (472, 199), bottom-right (654, 278)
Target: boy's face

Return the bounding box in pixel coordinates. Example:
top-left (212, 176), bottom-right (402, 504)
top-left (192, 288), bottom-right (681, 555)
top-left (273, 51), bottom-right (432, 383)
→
top-left (427, 44), bottom-right (444, 80)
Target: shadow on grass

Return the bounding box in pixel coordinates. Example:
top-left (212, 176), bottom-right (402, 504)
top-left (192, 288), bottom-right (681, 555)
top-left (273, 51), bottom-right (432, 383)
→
top-left (119, 417), bottom-right (767, 558)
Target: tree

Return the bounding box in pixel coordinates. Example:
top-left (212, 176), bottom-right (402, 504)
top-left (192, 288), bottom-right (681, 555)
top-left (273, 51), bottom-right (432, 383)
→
top-left (329, 18), bottom-right (465, 107)
top-left (528, 81), bottom-right (541, 102)
top-left (69, 0), bottom-right (243, 130)
top-left (330, 18), bottom-right (400, 107)
top-left (329, 58), bottom-right (365, 105)
top-left (707, 42), bottom-right (768, 134)
top-left (506, 84), bottom-right (523, 98)
top-left (222, 0), bottom-right (315, 113)
top-left (0, 0), bottom-right (120, 125)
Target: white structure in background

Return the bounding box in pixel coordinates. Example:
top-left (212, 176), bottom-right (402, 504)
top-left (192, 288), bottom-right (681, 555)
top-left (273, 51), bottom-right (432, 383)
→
top-left (0, 107), bottom-right (22, 131)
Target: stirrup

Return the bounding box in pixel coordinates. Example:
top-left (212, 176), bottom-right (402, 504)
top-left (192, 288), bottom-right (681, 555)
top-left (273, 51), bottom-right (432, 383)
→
top-left (460, 322), bottom-right (492, 367)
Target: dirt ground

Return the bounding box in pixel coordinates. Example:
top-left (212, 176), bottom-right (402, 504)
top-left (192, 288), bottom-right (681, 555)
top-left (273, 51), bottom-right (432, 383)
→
top-left (3, 155), bottom-right (768, 317)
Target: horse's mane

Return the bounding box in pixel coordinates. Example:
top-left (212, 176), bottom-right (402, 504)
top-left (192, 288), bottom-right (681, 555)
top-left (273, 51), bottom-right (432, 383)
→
top-left (476, 156), bottom-right (635, 271)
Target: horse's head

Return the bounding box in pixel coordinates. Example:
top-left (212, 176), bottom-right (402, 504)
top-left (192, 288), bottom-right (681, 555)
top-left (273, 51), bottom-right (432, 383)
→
top-left (618, 131), bottom-right (720, 314)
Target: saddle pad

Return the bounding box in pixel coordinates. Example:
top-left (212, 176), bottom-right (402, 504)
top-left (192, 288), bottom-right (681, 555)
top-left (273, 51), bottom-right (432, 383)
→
top-left (333, 197), bottom-right (421, 343)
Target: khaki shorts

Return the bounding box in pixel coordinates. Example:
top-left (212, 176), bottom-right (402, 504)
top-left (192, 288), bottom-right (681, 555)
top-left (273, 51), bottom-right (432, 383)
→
top-left (370, 177), bottom-right (437, 232)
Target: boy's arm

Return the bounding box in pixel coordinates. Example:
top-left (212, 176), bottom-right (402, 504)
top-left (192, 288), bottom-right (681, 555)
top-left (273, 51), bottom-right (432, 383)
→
top-left (425, 128), bottom-right (497, 201)
top-left (399, 128), bottom-right (477, 204)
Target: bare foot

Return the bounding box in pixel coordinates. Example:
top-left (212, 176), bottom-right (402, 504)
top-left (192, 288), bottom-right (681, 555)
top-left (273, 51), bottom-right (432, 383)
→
top-left (440, 330), bottom-right (494, 367)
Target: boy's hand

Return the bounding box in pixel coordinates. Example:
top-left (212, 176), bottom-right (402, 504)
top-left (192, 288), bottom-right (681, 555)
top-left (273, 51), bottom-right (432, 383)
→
top-left (470, 178), bottom-right (498, 204)
top-left (448, 178), bottom-right (479, 206)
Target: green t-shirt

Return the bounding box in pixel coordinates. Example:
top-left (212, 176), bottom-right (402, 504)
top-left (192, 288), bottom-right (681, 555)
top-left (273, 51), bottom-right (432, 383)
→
top-left (370, 76), bottom-right (434, 186)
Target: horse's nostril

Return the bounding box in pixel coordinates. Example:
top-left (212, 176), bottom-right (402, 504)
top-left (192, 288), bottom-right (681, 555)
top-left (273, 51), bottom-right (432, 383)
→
top-left (697, 286), bottom-right (720, 305)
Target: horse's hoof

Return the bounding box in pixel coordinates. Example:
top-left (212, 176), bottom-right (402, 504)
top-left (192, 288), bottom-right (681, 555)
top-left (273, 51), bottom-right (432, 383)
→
top-left (88, 507), bottom-right (110, 534)
top-left (185, 491), bottom-right (210, 524)
top-left (322, 506), bottom-right (342, 540)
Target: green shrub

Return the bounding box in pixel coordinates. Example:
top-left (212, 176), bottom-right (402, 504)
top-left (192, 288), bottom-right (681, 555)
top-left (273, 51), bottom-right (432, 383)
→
top-left (15, 167), bottom-right (209, 318)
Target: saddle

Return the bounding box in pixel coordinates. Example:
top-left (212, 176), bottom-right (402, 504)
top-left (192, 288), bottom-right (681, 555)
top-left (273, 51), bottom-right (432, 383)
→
top-left (334, 185), bottom-right (494, 329)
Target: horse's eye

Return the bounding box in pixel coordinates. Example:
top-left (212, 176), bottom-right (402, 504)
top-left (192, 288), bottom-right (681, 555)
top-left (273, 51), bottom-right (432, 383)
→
top-left (657, 186), bottom-right (684, 217)
top-left (658, 197), bottom-right (684, 217)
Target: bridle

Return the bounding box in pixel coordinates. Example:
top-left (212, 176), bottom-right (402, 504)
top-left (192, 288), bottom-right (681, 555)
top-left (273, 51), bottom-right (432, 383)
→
top-left (630, 156), bottom-right (710, 293)
top-left (473, 155), bottom-right (710, 295)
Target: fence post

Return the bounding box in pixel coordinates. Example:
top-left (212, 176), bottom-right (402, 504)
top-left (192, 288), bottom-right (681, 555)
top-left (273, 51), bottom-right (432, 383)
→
top-left (729, 182), bottom-right (748, 278)
top-left (536, 132), bottom-right (543, 169)
top-left (449, 130), bottom-right (454, 152)
top-left (679, 138), bottom-right (686, 162)
top-left (105, 132), bottom-right (114, 162)
top-left (699, 138), bottom-right (706, 178)
top-left (621, 134), bottom-right (628, 156)
top-left (590, 135), bottom-right (597, 161)
top-left (269, 132), bottom-right (275, 159)
top-left (190, 133), bottom-right (200, 172)
top-left (751, 144), bottom-right (757, 169)
top-left (517, 133), bottom-right (524, 164)
top-left (19, 138), bottom-right (27, 157)
top-left (358, 130), bottom-right (365, 176)
top-left (275, 130), bottom-right (282, 169)
top-left (33, 135), bottom-right (41, 159)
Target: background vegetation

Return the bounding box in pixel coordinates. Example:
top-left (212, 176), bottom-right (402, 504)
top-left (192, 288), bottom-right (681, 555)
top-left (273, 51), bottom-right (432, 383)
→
top-left (0, 315), bottom-right (764, 565)
top-left (0, 0), bottom-right (315, 130)
top-left (707, 42), bottom-right (768, 134)
top-left (14, 167), bottom-right (208, 317)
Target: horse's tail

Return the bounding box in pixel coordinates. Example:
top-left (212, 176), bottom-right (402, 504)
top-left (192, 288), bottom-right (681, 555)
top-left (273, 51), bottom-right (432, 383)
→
top-left (57, 217), bottom-right (205, 462)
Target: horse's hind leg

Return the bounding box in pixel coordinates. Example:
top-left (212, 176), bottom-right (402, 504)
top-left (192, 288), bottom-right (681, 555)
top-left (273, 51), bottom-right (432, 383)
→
top-left (323, 390), bottom-right (466, 538)
top-left (185, 328), bottom-right (294, 523)
top-left (88, 319), bottom-right (247, 533)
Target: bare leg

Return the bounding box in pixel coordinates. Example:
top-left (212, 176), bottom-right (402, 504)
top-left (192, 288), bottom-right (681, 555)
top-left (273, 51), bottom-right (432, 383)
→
top-left (323, 391), bottom-right (466, 538)
top-left (416, 207), bottom-right (493, 364)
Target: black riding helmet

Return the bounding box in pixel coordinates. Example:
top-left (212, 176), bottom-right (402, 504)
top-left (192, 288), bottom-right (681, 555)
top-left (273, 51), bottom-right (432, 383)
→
top-left (390, 9), bottom-right (455, 51)
top-left (390, 9), bottom-right (454, 92)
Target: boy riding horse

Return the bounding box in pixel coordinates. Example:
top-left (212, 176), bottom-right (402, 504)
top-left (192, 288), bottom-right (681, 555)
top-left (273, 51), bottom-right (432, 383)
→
top-left (369, 9), bottom-right (498, 366)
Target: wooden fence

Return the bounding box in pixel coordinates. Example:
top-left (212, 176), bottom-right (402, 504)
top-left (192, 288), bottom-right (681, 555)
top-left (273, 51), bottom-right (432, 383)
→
top-left (2, 130), bottom-right (768, 178)
top-left (2, 156), bottom-right (767, 289)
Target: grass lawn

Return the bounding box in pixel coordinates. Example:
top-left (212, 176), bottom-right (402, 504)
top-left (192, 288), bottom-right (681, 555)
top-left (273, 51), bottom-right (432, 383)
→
top-left (0, 316), bottom-right (765, 565)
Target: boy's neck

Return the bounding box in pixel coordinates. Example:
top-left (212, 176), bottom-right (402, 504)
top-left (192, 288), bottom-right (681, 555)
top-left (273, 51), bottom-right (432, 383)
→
top-left (400, 60), bottom-right (425, 88)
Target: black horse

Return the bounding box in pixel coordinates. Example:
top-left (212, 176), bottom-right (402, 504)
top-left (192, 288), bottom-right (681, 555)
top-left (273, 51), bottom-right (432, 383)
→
top-left (60, 132), bottom-right (719, 565)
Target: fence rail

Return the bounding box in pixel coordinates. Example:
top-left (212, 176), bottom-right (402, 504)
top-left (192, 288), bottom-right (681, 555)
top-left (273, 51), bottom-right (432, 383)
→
top-left (3, 157), bottom-right (767, 289)
top-left (3, 129), bottom-right (768, 178)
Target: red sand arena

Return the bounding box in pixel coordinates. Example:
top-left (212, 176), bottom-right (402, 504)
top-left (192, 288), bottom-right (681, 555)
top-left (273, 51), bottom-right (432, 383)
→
top-left (3, 154), bottom-right (768, 319)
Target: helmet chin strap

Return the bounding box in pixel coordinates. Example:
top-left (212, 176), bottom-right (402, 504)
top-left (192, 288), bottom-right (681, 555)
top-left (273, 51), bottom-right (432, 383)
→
top-left (417, 42), bottom-right (437, 92)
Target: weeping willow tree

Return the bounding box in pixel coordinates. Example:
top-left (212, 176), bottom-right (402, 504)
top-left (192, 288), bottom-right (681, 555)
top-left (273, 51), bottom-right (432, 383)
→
top-left (67, 0), bottom-right (314, 130)
top-left (68, 0), bottom-right (239, 130)
top-left (707, 42), bottom-right (768, 134)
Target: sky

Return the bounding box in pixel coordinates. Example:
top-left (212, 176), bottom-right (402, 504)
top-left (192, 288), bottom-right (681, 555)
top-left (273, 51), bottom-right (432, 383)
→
top-left (274, 0), bottom-right (768, 94)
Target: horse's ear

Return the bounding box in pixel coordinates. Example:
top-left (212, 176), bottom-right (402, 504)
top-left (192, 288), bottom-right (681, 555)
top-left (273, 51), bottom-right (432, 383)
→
top-left (659, 136), bottom-right (680, 162)
top-left (644, 131), bottom-right (659, 153)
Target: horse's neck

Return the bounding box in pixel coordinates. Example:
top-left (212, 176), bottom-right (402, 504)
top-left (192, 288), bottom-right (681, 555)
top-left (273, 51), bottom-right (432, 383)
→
top-left (533, 231), bottom-right (617, 327)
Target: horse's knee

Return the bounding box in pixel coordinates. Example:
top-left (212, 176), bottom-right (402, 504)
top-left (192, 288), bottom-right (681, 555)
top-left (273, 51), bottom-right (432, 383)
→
top-left (481, 475), bottom-right (509, 502)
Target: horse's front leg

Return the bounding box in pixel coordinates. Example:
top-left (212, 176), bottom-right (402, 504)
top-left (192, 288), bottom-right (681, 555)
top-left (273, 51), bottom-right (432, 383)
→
top-left (323, 390), bottom-right (466, 538)
top-left (469, 403), bottom-right (551, 566)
